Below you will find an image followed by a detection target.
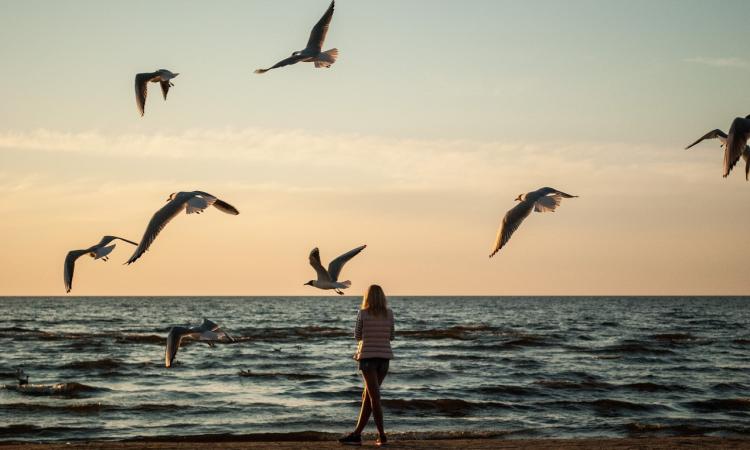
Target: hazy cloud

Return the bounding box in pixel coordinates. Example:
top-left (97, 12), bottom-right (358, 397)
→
top-left (684, 56), bottom-right (750, 69)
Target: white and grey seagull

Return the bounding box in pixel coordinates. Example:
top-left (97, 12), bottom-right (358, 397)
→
top-left (489, 187), bottom-right (578, 257)
top-left (685, 127), bottom-right (750, 180)
top-left (64, 235), bottom-right (139, 293)
top-left (724, 115), bottom-right (750, 179)
top-left (134, 69), bottom-right (179, 116)
top-left (255, 1), bottom-right (338, 74)
top-left (305, 245), bottom-right (366, 295)
top-left (165, 319), bottom-right (234, 368)
top-left (125, 191), bottom-right (239, 265)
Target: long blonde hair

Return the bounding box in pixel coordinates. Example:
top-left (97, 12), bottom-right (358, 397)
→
top-left (361, 284), bottom-right (388, 318)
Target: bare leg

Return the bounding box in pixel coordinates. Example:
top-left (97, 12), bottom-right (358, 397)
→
top-left (353, 368), bottom-right (388, 436)
top-left (353, 384), bottom-right (372, 435)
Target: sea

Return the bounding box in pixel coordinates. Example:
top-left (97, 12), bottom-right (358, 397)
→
top-left (1, 296), bottom-right (748, 442)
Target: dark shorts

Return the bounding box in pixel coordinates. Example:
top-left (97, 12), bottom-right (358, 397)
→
top-left (358, 357), bottom-right (390, 375)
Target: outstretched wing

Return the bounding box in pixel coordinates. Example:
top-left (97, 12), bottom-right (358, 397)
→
top-left (306, 0), bottom-right (335, 52)
top-left (125, 194), bottom-right (190, 264)
top-left (63, 250), bottom-right (88, 293)
top-left (489, 200), bottom-right (535, 257)
top-left (685, 129), bottom-right (727, 150)
top-left (308, 247), bottom-right (331, 281)
top-left (534, 194), bottom-right (562, 212)
top-left (535, 187), bottom-right (577, 199)
top-left (160, 80), bottom-right (171, 100)
top-left (725, 117), bottom-right (750, 177)
top-left (96, 236), bottom-right (138, 247)
top-left (194, 192), bottom-right (240, 215)
top-left (134, 72), bottom-right (154, 117)
top-left (254, 54), bottom-right (308, 74)
top-left (328, 244), bottom-right (366, 282)
top-left (165, 327), bottom-right (187, 368)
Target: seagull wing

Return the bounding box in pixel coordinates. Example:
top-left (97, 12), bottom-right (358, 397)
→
top-left (198, 319), bottom-right (220, 332)
top-left (134, 72), bottom-right (154, 117)
top-left (194, 191), bottom-right (240, 215)
top-left (537, 187), bottom-right (577, 199)
top-left (328, 244), bottom-right (366, 282)
top-left (125, 193), bottom-right (191, 264)
top-left (165, 327), bottom-right (188, 368)
top-left (160, 80), bottom-right (171, 101)
top-left (64, 250), bottom-right (88, 293)
top-left (309, 247), bottom-right (331, 282)
top-left (306, 0), bottom-right (335, 52)
top-left (489, 199), bottom-right (535, 258)
top-left (725, 117), bottom-right (750, 177)
top-left (254, 54), bottom-right (308, 74)
top-left (685, 129), bottom-right (727, 149)
top-left (96, 236), bottom-right (139, 247)
top-left (534, 194), bottom-right (562, 212)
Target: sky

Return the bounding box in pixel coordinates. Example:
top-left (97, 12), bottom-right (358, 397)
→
top-left (0, 0), bottom-right (749, 296)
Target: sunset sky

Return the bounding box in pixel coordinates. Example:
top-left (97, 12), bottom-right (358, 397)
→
top-left (1, 0), bottom-right (749, 295)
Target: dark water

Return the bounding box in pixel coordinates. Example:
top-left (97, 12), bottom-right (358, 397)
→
top-left (1, 296), bottom-right (749, 442)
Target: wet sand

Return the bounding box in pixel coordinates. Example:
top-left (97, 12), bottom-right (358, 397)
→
top-left (1, 437), bottom-right (749, 449)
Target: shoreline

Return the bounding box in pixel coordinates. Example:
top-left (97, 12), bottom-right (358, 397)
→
top-left (1, 437), bottom-right (749, 450)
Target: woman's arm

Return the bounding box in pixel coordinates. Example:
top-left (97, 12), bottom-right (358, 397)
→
top-left (354, 310), bottom-right (363, 341)
top-left (390, 315), bottom-right (395, 341)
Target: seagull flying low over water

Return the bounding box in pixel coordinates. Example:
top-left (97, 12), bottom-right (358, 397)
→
top-left (64, 236), bottom-right (138, 292)
top-left (134, 69), bottom-right (179, 116)
top-left (125, 191), bottom-right (239, 265)
top-left (305, 245), bottom-right (366, 295)
top-left (724, 116), bottom-right (750, 179)
top-left (255, 1), bottom-right (338, 74)
top-left (685, 127), bottom-right (750, 180)
top-left (165, 319), bottom-right (234, 368)
top-left (489, 187), bottom-right (578, 257)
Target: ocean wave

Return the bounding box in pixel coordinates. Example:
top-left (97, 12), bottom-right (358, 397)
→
top-left (61, 358), bottom-right (123, 371)
top-left (712, 382), bottom-right (749, 392)
top-left (475, 385), bottom-right (535, 396)
top-left (592, 342), bottom-right (676, 356)
top-left (650, 333), bottom-right (696, 342)
top-left (381, 398), bottom-right (511, 416)
top-left (549, 399), bottom-right (669, 414)
top-left (1, 382), bottom-right (106, 397)
top-left (686, 398), bottom-right (750, 413)
top-left (0, 423), bottom-right (104, 438)
top-left (625, 421), bottom-right (750, 437)
top-left (534, 379), bottom-right (611, 390)
top-left (398, 325), bottom-right (498, 340)
top-left (232, 326), bottom-right (349, 342)
top-left (238, 370), bottom-right (322, 380)
top-left (115, 334), bottom-right (165, 344)
top-left (618, 382), bottom-right (688, 392)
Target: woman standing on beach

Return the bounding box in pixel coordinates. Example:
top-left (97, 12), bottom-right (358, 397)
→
top-left (339, 285), bottom-right (395, 447)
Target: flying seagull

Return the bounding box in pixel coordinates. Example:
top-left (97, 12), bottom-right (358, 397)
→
top-left (165, 319), bottom-right (234, 368)
top-left (685, 128), bottom-right (750, 180)
top-left (489, 187), bottom-right (578, 257)
top-left (135, 69), bottom-right (179, 116)
top-left (125, 191), bottom-right (239, 265)
top-left (255, 1), bottom-right (338, 74)
top-left (305, 245), bottom-right (366, 295)
top-left (724, 116), bottom-right (750, 178)
top-left (64, 235), bottom-right (138, 292)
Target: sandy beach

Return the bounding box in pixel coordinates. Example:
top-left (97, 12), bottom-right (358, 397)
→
top-left (1, 437), bottom-right (750, 450)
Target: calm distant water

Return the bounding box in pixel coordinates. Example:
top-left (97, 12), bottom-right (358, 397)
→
top-left (1, 296), bottom-right (749, 442)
